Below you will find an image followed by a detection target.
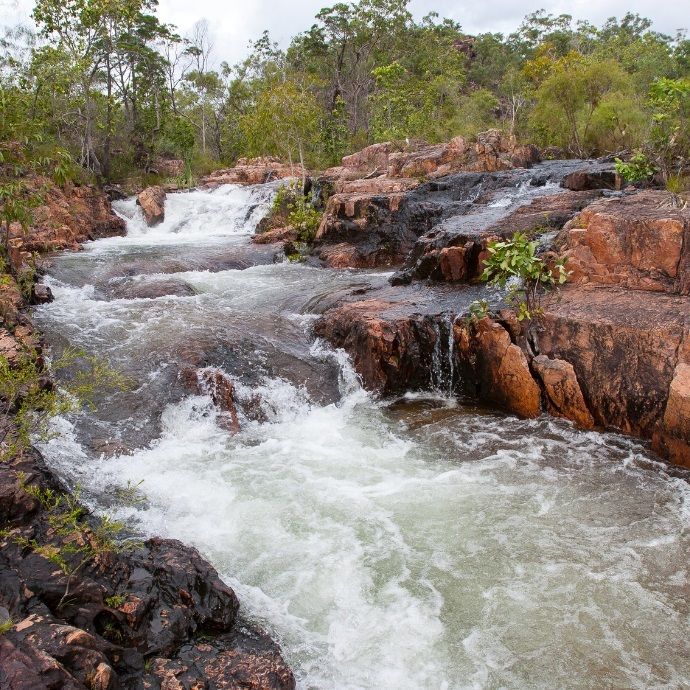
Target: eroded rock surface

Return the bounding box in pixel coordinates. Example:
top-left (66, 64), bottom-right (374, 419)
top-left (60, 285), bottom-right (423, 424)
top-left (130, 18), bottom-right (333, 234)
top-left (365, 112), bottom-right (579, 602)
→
top-left (559, 190), bottom-right (690, 294)
top-left (394, 189), bottom-right (603, 285)
top-left (202, 157), bottom-right (304, 187)
top-left (0, 450), bottom-right (295, 689)
top-left (6, 177), bottom-right (125, 265)
top-left (314, 185), bottom-right (690, 466)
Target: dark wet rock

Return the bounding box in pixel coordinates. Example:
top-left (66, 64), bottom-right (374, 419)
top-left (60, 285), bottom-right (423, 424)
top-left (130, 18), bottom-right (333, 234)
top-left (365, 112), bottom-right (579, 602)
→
top-left (31, 283), bottom-right (54, 305)
top-left (198, 368), bottom-right (241, 434)
top-left (103, 184), bottom-right (128, 202)
top-left (393, 189), bottom-right (603, 285)
top-left (562, 169), bottom-right (622, 191)
top-left (314, 160), bottom-right (603, 270)
top-left (136, 186), bottom-right (166, 227)
top-left (0, 449), bottom-right (295, 689)
top-left (313, 299), bottom-right (445, 395)
top-left (109, 278), bottom-right (197, 300)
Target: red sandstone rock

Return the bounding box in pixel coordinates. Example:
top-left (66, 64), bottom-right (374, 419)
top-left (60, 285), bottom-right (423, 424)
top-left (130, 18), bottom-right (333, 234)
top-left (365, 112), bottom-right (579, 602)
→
top-left (0, 328), bottom-right (24, 364)
top-left (536, 287), bottom-right (689, 441)
top-left (532, 355), bottom-right (595, 429)
top-left (454, 317), bottom-right (542, 418)
top-left (199, 369), bottom-right (241, 434)
top-left (137, 185), bottom-right (166, 227)
top-left (6, 177), bottom-right (126, 258)
top-left (252, 226), bottom-right (300, 245)
top-left (561, 191), bottom-right (690, 294)
top-left (313, 300), bottom-right (441, 395)
top-left (202, 157), bottom-right (304, 187)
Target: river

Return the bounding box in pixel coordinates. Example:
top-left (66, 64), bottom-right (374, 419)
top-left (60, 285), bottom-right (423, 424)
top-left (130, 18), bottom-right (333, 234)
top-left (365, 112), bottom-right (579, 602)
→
top-left (33, 179), bottom-right (690, 689)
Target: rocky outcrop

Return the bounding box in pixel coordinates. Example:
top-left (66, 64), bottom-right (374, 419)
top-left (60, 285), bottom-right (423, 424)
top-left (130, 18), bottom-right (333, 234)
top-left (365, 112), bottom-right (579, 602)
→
top-left (393, 189), bottom-right (603, 285)
top-left (313, 300), bottom-right (442, 395)
top-left (559, 190), bottom-right (690, 294)
top-left (322, 130), bottom-right (540, 183)
top-left (314, 183), bottom-right (690, 466)
top-left (535, 287), bottom-right (689, 464)
top-left (313, 188), bottom-right (438, 267)
top-left (5, 177), bottom-right (126, 265)
top-left (0, 449), bottom-right (295, 689)
top-left (454, 317), bottom-right (542, 417)
top-left (201, 158), bottom-right (304, 188)
top-left (313, 132), bottom-right (544, 268)
top-left (136, 186), bottom-right (166, 227)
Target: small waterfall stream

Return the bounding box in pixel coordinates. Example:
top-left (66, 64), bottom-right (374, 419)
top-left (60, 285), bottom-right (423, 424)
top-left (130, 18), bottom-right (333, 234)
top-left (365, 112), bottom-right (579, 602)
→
top-left (33, 180), bottom-right (690, 689)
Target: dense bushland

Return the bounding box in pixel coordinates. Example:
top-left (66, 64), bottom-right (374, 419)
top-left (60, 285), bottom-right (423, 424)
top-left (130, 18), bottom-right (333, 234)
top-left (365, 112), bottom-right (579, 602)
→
top-left (0, 1), bottom-right (689, 185)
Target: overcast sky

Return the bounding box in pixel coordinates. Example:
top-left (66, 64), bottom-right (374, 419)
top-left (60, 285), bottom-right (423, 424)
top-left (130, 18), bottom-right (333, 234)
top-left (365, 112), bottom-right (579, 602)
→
top-left (2, 0), bottom-right (688, 66)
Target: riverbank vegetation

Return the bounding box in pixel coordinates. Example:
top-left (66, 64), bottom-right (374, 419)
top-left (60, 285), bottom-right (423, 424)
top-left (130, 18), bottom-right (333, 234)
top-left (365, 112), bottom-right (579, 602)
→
top-left (0, 1), bottom-right (688, 189)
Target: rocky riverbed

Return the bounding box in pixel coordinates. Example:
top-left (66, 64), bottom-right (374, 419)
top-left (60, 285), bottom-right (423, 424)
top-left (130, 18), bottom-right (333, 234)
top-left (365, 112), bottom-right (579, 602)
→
top-left (1, 132), bottom-right (689, 688)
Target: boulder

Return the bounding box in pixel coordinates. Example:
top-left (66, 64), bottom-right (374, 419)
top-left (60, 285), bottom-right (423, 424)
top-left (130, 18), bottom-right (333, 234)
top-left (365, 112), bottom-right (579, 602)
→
top-left (199, 368), bottom-right (241, 434)
top-left (313, 300), bottom-right (442, 395)
top-left (536, 287), bottom-right (689, 443)
top-left (562, 169), bottom-right (622, 191)
top-left (136, 186), bottom-right (166, 227)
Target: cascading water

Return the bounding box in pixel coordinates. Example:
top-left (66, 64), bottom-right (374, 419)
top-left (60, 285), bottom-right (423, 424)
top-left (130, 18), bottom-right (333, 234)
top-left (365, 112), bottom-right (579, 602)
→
top-left (34, 181), bottom-right (690, 689)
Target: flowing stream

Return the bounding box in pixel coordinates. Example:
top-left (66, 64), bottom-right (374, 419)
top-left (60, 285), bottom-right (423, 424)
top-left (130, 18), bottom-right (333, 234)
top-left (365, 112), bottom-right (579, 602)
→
top-left (34, 180), bottom-right (690, 690)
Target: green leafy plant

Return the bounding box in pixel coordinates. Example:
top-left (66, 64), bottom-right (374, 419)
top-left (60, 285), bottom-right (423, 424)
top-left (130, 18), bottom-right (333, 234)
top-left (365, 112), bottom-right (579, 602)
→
top-left (269, 181), bottom-right (322, 243)
top-left (105, 594), bottom-right (127, 609)
top-left (463, 299), bottom-right (490, 328)
top-left (17, 478), bottom-right (127, 609)
top-left (615, 152), bottom-right (656, 182)
top-left (0, 347), bottom-right (132, 463)
top-left (0, 617), bottom-right (14, 635)
top-left (481, 232), bottom-right (568, 321)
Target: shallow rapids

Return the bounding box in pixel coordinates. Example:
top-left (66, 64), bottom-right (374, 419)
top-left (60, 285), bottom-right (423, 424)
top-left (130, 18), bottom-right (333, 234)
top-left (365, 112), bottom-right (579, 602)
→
top-left (34, 181), bottom-right (690, 689)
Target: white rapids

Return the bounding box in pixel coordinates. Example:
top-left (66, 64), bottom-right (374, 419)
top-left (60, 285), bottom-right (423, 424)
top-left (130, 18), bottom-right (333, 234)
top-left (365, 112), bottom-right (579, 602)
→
top-left (34, 182), bottom-right (690, 690)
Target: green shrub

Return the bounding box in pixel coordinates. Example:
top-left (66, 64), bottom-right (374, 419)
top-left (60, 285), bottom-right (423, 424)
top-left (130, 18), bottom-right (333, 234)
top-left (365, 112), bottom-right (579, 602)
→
top-left (269, 181), bottom-right (322, 242)
top-left (615, 152), bottom-right (656, 182)
top-left (481, 232), bottom-right (568, 321)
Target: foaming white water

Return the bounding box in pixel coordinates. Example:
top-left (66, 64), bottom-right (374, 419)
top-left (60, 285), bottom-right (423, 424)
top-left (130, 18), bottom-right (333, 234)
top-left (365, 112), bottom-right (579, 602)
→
top-left (35, 180), bottom-right (690, 690)
top-left (104, 181), bottom-right (282, 248)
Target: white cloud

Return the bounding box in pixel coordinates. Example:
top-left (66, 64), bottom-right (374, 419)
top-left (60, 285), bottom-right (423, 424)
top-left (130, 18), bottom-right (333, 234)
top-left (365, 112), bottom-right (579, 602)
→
top-left (3, 0), bottom-right (688, 66)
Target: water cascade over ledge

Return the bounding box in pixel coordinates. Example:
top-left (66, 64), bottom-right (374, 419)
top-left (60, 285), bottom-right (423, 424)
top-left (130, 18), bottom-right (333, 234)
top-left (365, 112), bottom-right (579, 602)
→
top-left (34, 180), bottom-right (690, 689)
